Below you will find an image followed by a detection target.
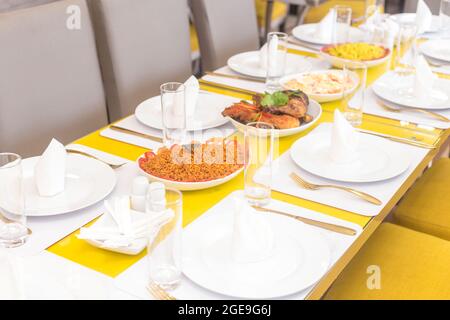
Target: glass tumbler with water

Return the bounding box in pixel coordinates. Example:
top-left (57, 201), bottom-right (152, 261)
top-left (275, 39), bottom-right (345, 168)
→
top-left (160, 82), bottom-right (186, 148)
top-left (147, 187), bottom-right (182, 290)
top-left (265, 32), bottom-right (288, 93)
top-left (0, 153), bottom-right (28, 248)
top-left (244, 122), bottom-right (274, 206)
top-left (341, 62), bottom-right (367, 127)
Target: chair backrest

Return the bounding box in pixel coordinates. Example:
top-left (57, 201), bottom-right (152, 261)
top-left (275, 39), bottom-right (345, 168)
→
top-left (88, 0), bottom-right (192, 121)
top-left (189, 0), bottom-right (260, 72)
top-left (0, 0), bottom-right (108, 157)
top-left (404, 0), bottom-right (441, 14)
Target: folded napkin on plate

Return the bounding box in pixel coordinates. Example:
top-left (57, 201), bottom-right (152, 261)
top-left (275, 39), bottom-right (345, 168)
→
top-left (415, 0), bottom-right (432, 34)
top-left (414, 55), bottom-right (436, 102)
top-left (231, 197), bottom-right (274, 264)
top-left (78, 196), bottom-right (174, 249)
top-left (184, 75), bottom-right (199, 118)
top-left (316, 10), bottom-right (335, 43)
top-left (34, 138), bottom-right (67, 197)
top-left (259, 43), bottom-right (268, 69)
top-left (329, 109), bottom-right (360, 164)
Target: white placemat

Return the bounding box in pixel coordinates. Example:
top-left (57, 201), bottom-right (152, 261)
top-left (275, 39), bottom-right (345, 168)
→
top-left (114, 191), bottom-right (362, 300)
top-left (1, 251), bottom-right (133, 299)
top-left (364, 87), bottom-right (450, 129)
top-left (101, 116), bottom-right (237, 150)
top-left (287, 36), bottom-right (323, 53)
top-left (271, 123), bottom-right (429, 217)
top-left (10, 160), bottom-right (142, 256)
top-left (202, 58), bottom-right (331, 94)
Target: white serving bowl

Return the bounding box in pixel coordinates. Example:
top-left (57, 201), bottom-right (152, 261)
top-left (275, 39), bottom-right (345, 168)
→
top-left (280, 70), bottom-right (359, 103)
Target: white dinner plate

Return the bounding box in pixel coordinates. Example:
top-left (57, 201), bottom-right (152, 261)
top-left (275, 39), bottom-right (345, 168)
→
top-left (136, 155), bottom-right (243, 191)
top-left (23, 154), bottom-right (116, 216)
top-left (372, 72), bottom-right (450, 110)
top-left (290, 128), bottom-right (411, 183)
top-left (135, 92), bottom-right (235, 131)
top-left (227, 99), bottom-right (322, 137)
top-left (420, 39), bottom-right (450, 63)
top-left (391, 13), bottom-right (441, 33)
top-left (280, 70), bottom-right (359, 103)
top-left (182, 204), bottom-right (331, 299)
top-left (227, 51), bottom-right (312, 78)
top-left (292, 23), bottom-right (365, 45)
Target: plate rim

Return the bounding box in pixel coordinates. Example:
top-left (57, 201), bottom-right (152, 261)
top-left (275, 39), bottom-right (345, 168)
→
top-left (22, 154), bottom-right (117, 217)
top-left (372, 72), bottom-right (450, 110)
top-left (135, 92), bottom-right (233, 131)
top-left (291, 23), bottom-right (365, 45)
top-left (182, 209), bottom-right (331, 299)
top-left (420, 39), bottom-right (450, 63)
top-left (227, 50), bottom-right (312, 78)
top-left (289, 128), bottom-right (411, 183)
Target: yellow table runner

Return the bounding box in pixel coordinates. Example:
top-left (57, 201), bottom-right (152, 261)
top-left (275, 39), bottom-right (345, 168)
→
top-left (48, 49), bottom-right (447, 278)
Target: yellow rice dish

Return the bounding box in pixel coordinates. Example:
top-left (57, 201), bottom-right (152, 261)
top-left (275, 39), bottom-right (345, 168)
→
top-left (323, 43), bottom-right (389, 61)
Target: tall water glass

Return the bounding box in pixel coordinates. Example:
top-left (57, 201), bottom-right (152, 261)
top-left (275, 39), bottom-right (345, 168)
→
top-left (440, 0), bottom-right (450, 32)
top-left (0, 153), bottom-right (28, 248)
top-left (342, 62), bottom-right (367, 127)
top-left (333, 6), bottom-right (352, 44)
top-left (244, 122), bottom-right (274, 206)
top-left (395, 22), bottom-right (418, 72)
top-left (265, 32), bottom-right (288, 93)
top-left (147, 187), bottom-right (182, 290)
top-left (160, 82), bottom-right (186, 148)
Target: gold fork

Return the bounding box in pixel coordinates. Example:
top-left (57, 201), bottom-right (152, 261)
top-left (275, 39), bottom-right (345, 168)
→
top-left (289, 172), bottom-right (382, 206)
top-left (146, 283), bottom-right (177, 300)
top-left (378, 101), bottom-right (450, 123)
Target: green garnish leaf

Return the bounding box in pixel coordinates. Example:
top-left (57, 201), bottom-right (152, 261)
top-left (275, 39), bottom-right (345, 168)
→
top-left (260, 91), bottom-right (289, 107)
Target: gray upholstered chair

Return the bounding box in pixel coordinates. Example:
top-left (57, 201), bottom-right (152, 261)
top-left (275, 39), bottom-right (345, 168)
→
top-left (189, 0), bottom-right (260, 72)
top-left (88, 0), bottom-right (192, 121)
top-left (404, 0), bottom-right (441, 14)
top-left (0, 0), bottom-right (108, 157)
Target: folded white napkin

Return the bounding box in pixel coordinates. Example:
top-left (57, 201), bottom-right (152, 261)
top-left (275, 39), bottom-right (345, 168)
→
top-left (414, 54), bottom-right (436, 102)
top-left (329, 109), bottom-right (360, 164)
top-left (267, 34), bottom-right (280, 73)
top-left (78, 196), bottom-right (174, 249)
top-left (415, 0), bottom-right (432, 34)
top-left (34, 138), bottom-right (67, 197)
top-left (184, 75), bottom-right (199, 118)
top-left (231, 197), bottom-right (274, 264)
top-left (259, 43), bottom-right (268, 69)
top-left (316, 10), bottom-right (335, 42)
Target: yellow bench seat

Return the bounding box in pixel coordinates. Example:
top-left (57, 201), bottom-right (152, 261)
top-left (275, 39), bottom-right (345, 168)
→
top-left (393, 158), bottom-right (450, 241)
top-left (324, 223), bottom-right (450, 300)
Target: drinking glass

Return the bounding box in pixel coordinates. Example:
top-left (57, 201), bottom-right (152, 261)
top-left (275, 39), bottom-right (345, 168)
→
top-left (440, 0), bottom-right (450, 32)
top-left (244, 122), bottom-right (274, 206)
top-left (160, 82), bottom-right (186, 148)
top-left (341, 62), bottom-right (367, 127)
top-left (395, 22), bottom-right (418, 72)
top-left (265, 32), bottom-right (288, 92)
top-left (365, 0), bottom-right (384, 20)
top-left (0, 153), bottom-right (28, 248)
top-left (147, 187), bottom-right (182, 290)
top-left (332, 6), bottom-right (352, 44)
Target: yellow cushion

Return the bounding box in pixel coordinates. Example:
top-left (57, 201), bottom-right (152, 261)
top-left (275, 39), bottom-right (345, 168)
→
top-left (393, 158), bottom-right (450, 241)
top-left (324, 223), bottom-right (450, 300)
top-left (255, 0), bottom-right (288, 27)
top-left (304, 0), bottom-right (366, 24)
top-left (189, 24), bottom-right (200, 54)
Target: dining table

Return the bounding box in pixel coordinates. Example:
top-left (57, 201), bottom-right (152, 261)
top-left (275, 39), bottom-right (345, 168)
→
top-left (42, 44), bottom-right (450, 300)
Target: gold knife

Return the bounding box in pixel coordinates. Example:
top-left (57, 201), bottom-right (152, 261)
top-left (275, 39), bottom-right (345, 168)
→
top-left (357, 129), bottom-right (437, 149)
top-left (109, 125), bottom-right (163, 143)
top-left (252, 206), bottom-right (357, 236)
